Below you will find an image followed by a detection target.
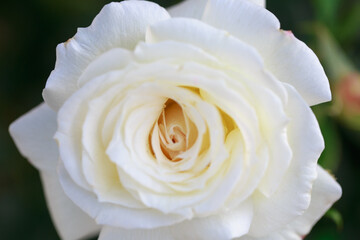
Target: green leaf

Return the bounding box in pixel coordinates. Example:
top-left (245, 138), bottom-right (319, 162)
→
top-left (312, 0), bottom-right (340, 27)
top-left (336, 1), bottom-right (360, 42)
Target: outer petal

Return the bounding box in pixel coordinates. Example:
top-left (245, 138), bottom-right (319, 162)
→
top-left (202, 0), bottom-right (331, 106)
top-left (9, 103), bottom-right (100, 239)
top-left (43, 1), bottom-right (170, 111)
top-left (41, 171), bottom-right (101, 240)
top-left (168, 0), bottom-right (265, 18)
top-left (9, 103), bottom-right (58, 171)
top-left (99, 199), bottom-right (253, 240)
top-left (248, 84), bottom-right (323, 236)
top-left (238, 165), bottom-right (342, 240)
top-left (280, 165), bottom-right (342, 238)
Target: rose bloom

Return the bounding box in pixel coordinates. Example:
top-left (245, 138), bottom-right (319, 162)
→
top-left (9, 0), bottom-right (341, 239)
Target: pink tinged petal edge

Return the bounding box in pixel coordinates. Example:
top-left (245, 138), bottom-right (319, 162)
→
top-left (43, 1), bottom-right (170, 111)
top-left (9, 103), bottom-right (58, 172)
top-left (202, 0), bottom-right (331, 106)
top-left (98, 199), bottom-right (253, 240)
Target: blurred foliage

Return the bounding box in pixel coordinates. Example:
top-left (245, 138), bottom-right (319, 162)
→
top-left (314, 105), bottom-right (342, 171)
top-left (0, 0), bottom-right (359, 239)
top-left (325, 208), bottom-right (344, 231)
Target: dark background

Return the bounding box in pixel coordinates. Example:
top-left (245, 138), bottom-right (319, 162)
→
top-left (1, 0), bottom-right (359, 239)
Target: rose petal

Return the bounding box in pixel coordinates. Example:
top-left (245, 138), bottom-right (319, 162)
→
top-left (58, 162), bottom-right (187, 229)
top-left (9, 103), bottom-right (100, 239)
top-left (99, 199), bottom-right (253, 240)
top-left (252, 0), bottom-right (266, 7)
top-left (146, 17), bottom-right (288, 104)
top-left (168, 0), bottom-right (265, 18)
top-left (135, 40), bottom-right (221, 69)
top-left (202, 0), bottom-right (331, 106)
top-left (77, 48), bottom-right (134, 87)
top-left (237, 165), bottom-right (342, 240)
top-left (146, 17), bottom-right (264, 76)
top-left (243, 79), bottom-right (291, 197)
top-left (248, 84), bottom-right (323, 236)
top-left (40, 171), bottom-right (100, 240)
top-left (55, 73), bottom-right (118, 190)
top-left (9, 103), bottom-right (58, 171)
top-left (43, 1), bottom-right (170, 111)
top-left (167, 0), bottom-right (209, 19)
top-left (281, 165), bottom-right (342, 237)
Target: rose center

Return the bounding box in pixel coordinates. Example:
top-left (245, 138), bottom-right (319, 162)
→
top-left (157, 99), bottom-right (195, 161)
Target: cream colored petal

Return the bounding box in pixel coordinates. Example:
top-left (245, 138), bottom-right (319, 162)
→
top-left (80, 82), bottom-right (147, 208)
top-left (77, 48), bottom-right (133, 87)
top-left (135, 40), bottom-right (220, 66)
top-left (168, 0), bottom-right (208, 18)
top-left (99, 199), bottom-right (253, 240)
top-left (43, 1), bottom-right (170, 111)
top-left (9, 103), bottom-right (58, 171)
top-left (40, 171), bottom-right (100, 240)
top-left (146, 17), bottom-right (264, 76)
top-left (248, 84), bottom-right (323, 237)
top-left (280, 165), bottom-right (342, 237)
top-left (168, 0), bottom-right (265, 19)
top-left (252, 0), bottom-right (266, 7)
top-left (9, 103), bottom-right (100, 239)
top-left (55, 73), bottom-right (117, 190)
top-left (146, 17), bottom-right (287, 104)
top-left (58, 162), bottom-right (187, 229)
top-left (202, 0), bottom-right (331, 106)
top-left (243, 79), bottom-right (291, 197)
top-left (237, 166), bottom-right (341, 240)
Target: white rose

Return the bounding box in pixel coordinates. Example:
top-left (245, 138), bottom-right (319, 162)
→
top-left (9, 0), bottom-right (342, 239)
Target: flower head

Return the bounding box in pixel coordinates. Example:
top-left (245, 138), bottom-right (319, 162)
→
top-left (10, 0), bottom-right (341, 239)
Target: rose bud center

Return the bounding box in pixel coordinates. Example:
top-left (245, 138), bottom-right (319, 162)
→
top-left (157, 99), bottom-right (197, 161)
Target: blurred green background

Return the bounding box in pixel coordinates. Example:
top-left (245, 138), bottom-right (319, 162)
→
top-left (1, 0), bottom-right (359, 239)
